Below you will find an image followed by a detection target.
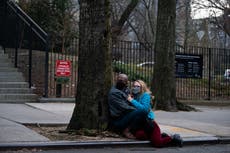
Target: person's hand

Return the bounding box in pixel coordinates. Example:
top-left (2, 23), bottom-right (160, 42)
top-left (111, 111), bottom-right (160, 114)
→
top-left (127, 94), bottom-right (133, 102)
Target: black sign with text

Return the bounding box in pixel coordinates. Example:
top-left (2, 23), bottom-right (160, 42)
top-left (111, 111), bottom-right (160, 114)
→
top-left (175, 53), bottom-right (203, 78)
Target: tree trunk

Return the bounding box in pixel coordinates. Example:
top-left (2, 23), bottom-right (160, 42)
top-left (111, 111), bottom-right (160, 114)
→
top-left (152, 0), bottom-right (177, 111)
top-left (67, 0), bottom-right (112, 130)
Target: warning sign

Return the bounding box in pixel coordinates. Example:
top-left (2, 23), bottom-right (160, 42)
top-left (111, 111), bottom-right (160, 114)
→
top-left (55, 60), bottom-right (71, 77)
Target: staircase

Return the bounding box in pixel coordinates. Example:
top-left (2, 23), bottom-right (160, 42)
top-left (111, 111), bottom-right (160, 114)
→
top-left (0, 46), bottom-right (38, 103)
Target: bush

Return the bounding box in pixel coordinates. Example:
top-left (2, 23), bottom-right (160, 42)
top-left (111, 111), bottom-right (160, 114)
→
top-left (112, 61), bottom-right (153, 85)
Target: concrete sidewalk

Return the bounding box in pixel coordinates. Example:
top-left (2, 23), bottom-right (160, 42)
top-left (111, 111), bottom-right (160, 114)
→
top-left (0, 103), bottom-right (229, 148)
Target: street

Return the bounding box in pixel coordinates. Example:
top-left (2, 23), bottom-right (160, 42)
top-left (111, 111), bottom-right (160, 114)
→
top-left (1, 144), bottom-right (230, 153)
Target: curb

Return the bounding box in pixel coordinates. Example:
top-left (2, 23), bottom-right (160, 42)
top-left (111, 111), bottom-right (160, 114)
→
top-left (0, 141), bottom-right (151, 150)
top-left (1, 137), bottom-right (230, 151)
top-left (219, 137), bottom-right (230, 144)
top-left (180, 100), bottom-right (230, 106)
top-left (39, 98), bottom-right (75, 103)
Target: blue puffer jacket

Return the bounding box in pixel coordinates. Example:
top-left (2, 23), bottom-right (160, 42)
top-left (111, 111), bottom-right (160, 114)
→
top-left (131, 92), bottom-right (155, 120)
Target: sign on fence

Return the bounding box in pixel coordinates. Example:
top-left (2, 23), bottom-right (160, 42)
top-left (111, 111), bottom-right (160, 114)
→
top-left (55, 60), bottom-right (71, 84)
top-left (175, 53), bottom-right (203, 78)
top-left (55, 60), bottom-right (71, 77)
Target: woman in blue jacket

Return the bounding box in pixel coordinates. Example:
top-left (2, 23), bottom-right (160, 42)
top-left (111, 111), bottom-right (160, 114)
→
top-left (127, 80), bottom-right (183, 147)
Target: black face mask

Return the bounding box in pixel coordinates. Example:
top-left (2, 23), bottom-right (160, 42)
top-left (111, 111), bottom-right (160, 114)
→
top-left (123, 87), bottom-right (130, 95)
top-left (116, 80), bottom-right (126, 90)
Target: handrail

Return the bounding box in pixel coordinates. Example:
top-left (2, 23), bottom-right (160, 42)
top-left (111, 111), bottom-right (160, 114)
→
top-left (5, 0), bottom-right (49, 97)
top-left (7, 0), bottom-right (48, 44)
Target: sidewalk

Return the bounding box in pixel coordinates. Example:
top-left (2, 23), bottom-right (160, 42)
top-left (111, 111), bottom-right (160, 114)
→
top-left (0, 103), bottom-right (229, 149)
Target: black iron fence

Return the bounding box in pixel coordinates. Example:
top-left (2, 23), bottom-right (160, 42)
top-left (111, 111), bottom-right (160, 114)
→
top-left (112, 41), bottom-right (230, 100)
top-left (5, 41), bottom-right (78, 98)
top-left (2, 1), bottom-right (229, 100)
top-left (3, 0), bottom-right (49, 97)
top-left (48, 39), bottom-right (78, 98)
top-left (176, 46), bottom-right (230, 100)
top-left (112, 40), bottom-right (154, 85)
top-left (45, 40), bottom-right (230, 100)
top-left (4, 38), bottom-right (230, 100)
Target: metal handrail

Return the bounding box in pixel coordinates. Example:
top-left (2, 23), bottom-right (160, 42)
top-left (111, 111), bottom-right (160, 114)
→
top-left (7, 0), bottom-right (48, 44)
top-left (5, 0), bottom-right (49, 97)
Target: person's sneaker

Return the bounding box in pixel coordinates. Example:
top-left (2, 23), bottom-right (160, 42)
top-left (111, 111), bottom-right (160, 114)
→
top-left (161, 132), bottom-right (169, 138)
top-left (123, 128), bottom-right (136, 139)
top-left (172, 134), bottom-right (183, 147)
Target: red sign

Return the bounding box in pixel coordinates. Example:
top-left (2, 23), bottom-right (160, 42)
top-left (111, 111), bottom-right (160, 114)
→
top-left (55, 60), bottom-right (71, 77)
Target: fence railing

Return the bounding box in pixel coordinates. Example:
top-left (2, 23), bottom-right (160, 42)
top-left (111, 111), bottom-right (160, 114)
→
top-left (48, 39), bottom-right (78, 98)
top-left (5, 38), bottom-right (230, 100)
top-left (176, 45), bottom-right (230, 100)
top-left (46, 40), bottom-right (230, 100)
top-left (2, 1), bottom-right (229, 100)
top-left (113, 42), bottom-right (230, 100)
top-left (3, 0), bottom-right (49, 97)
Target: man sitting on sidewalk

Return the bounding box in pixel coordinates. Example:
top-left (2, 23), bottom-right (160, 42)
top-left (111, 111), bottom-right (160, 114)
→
top-left (108, 74), bottom-right (149, 138)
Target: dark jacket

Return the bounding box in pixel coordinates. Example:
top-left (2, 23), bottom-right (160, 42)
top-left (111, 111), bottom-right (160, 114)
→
top-left (108, 86), bottom-right (135, 118)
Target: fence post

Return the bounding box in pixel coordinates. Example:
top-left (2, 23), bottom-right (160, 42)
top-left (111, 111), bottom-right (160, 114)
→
top-left (208, 48), bottom-right (211, 100)
top-left (44, 37), bottom-right (49, 98)
top-left (28, 26), bottom-right (32, 88)
top-left (56, 84), bottom-right (62, 97)
top-left (14, 14), bottom-right (19, 68)
top-left (3, 0), bottom-right (7, 51)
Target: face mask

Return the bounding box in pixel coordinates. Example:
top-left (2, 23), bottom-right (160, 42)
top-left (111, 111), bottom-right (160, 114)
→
top-left (116, 80), bottom-right (127, 90)
top-left (132, 86), bottom-right (141, 94)
top-left (123, 87), bottom-right (130, 95)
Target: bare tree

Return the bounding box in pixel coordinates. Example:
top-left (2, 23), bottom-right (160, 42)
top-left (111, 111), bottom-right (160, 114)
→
top-left (110, 0), bottom-right (158, 43)
top-left (152, 0), bottom-right (177, 111)
top-left (128, 0), bottom-right (157, 43)
top-left (111, 0), bottom-right (140, 39)
top-left (191, 0), bottom-right (230, 36)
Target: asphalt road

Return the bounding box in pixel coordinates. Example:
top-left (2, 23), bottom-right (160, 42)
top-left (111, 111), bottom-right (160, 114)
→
top-left (1, 144), bottom-right (230, 153)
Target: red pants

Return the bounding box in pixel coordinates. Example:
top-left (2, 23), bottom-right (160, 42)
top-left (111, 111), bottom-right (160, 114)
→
top-left (135, 121), bottom-right (172, 147)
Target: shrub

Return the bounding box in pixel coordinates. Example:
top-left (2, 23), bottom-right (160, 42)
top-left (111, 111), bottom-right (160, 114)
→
top-left (112, 61), bottom-right (153, 85)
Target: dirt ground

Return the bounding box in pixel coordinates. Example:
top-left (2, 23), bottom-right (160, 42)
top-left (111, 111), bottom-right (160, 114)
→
top-left (26, 125), bottom-right (128, 142)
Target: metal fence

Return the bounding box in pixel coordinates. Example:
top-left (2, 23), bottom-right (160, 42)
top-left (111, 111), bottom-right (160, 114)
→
top-left (5, 38), bottom-right (230, 100)
top-left (2, 0), bottom-right (229, 101)
top-left (5, 41), bottom-right (78, 98)
top-left (112, 41), bottom-right (230, 100)
top-left (4, 30), bottom-right (230, 100)
top-left (112, 40), bottom-right (154, 85)
top-left (4, 0), bottom-right (49, 97)
top-left (48, 39), bottom-right (78, 98)
top-left (176, 46), bottom-right (230, 100)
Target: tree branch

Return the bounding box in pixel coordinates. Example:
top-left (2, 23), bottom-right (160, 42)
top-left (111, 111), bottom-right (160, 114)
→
top-left (112, 0), bottom-right (140, 37)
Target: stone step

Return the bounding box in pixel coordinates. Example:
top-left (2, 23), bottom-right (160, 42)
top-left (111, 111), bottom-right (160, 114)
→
top-left (0, 46), bottom-right (39, 103)
top-left (0, 82), bottom-right (29, 88)
top-left (0, 58), bottom-right (11, 63)
top-left (0, 56), bottom-right (12, 63)
top-left (0, 76), bottom-right (25, 82)
top-left (0, 74), bottom-right (25, 82)
top-left (0, 88), bottom-right (32, 94)
top-left (0, 67), bottom-right (18, 72)
top-left (0, 48), bottom-right (4, 54)
top-left (0, 62), bottom-right (14, 67)
top-left (0, 99), bottom-right (38, 103)
top-left (0, 93), bottom-right (38, 101)
top-left (0, 54), bottom-right (9, 59)
top-left (0, 93), bottom-right (38, 104)
top-left (0, 72), bottom-right (23, 76)
top-left (0, 56), bottom-right (13, 64)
